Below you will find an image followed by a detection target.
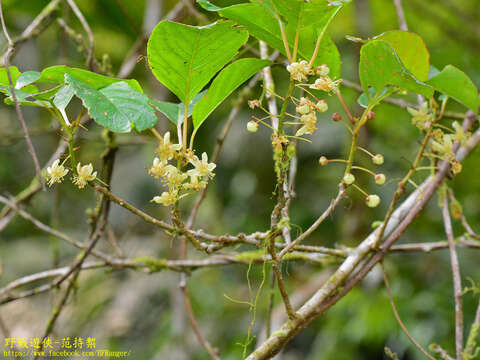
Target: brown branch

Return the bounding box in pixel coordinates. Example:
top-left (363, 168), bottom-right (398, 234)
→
top-left (0, 0), bottom-right (46, 190)
top-left (246, 113), bottom-right (479, 359)
top-left (65, 0), bottom-right (95, 70)
top-left (442, 195), bottom-right (464, 360)
top-left (279, 186), bottom-right (346, 259)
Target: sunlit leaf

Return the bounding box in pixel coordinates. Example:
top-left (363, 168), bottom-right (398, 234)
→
top-left (147, 20), bottom-right (248, 103)
top-left (374, 31), bottom-right (430, 81)
top-left (427, 65), bottom-right (479, 113)
top-left (359, 40), bottom-right (433, 101)
top-left (193, 58), bottom-right (271, 129)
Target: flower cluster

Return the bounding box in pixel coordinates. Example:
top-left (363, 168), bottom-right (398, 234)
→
top-left (295, 97), bottom-right (328, 136)
top-left (148, 132), bottom-right (216, 206)
top-left (430, 121), bottom-right (469, 174)
top-left (407, 102), bottom-right (434, 130)
top-left (45, 159), bottom-right (97, 189)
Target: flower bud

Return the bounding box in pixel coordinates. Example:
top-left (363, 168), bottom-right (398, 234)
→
top-left (296, 103), bottom-right (311, 115)
top-left (318, 156), bottom-right (328, 166)
top-left (366, 194), bottom-right (381, 208)
top-left (367, 111), bottom-right (375, 120)
top-left (343, 172), bottom-right (355, 185)
top-left (286, 144), bottom-right (296, 158)
top-left (332, 112), bottom-right (342, 122)
top-left (316, 64), bottom-right (330, 77)
top-left (315, 100), bottom-right (328, 113)
top-left (375, 173), bottom-right (386, 185)
top-left (451, 161), bottom-right (462, 174)
top-left (248, 99), bottom-right (261, 109)
top-left (247, 121), bottom-right (259, 133)
top-left (372, 154), bottom-right (384, 165)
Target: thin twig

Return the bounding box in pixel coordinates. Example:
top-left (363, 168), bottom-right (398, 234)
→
top-left (442, 196), bottom-right (464, 360)
top-left (0, 0), bottom-right (46, 190)
top-left (65, 0), bottom-right (95, 70)
top-left (381, 263), bottom-right (437, 360)
top-left (279, 187), bottom-right (345, 259)
top-left (393, 0), bottom-right (408, 31)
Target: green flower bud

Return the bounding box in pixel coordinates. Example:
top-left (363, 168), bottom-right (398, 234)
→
top-left (343, 172), bottom-right (355, 185)
top-left (366, 194), bottom-right (381, 208)
top-left (372, 154), bottom-right (384, 165)
top-left (296, 103), bottom-right (310, 115)
top-left (247, 121), bottom-right (259, 133)
top-left (315, 100), bottom-right (328, 113)
top-left (375, 173), bottom-right (386, 185)
top-left (286, 144), bottom-right (296, 158)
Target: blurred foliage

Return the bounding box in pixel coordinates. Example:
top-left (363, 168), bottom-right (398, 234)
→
top-left (0, 0), bottom-right (479, 359)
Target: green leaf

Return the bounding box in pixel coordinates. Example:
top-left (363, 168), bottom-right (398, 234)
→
top-left (357, 87), bottom-right (388, 108)
top-left (359, 40), bottom-right (433, 100)
top-left (65, 74), bottom-right (157, 133)
top-left (39, 65), bottom-right (143, 92)
top-left (197, 0), bottom-right (222, 11)
top-left (219, 1), bottom-right (342, 77)
top-left (15, 71), bottom-right (41, 89)
top-left (273, 0), bottom-right (339, 30)
top-left (150, 90), bottom-right (206, 125)
top-left (427, 65), bottom-right (479, 113)
top-left (53, 85), bottom-right (75, 124)
top-left (147, 20), bottom-right (248, 103)
top-left (374, 31), bottom-right (430, 81)
top-left (53, 85), bottom-right (74, 110)
top-left (193, 58), bottom-right (271, 129)
top-left (0, 66), bottom-right (21, 87)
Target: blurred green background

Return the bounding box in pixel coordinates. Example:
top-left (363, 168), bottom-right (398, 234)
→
top-left (0, 0), bottom-right (479, 359)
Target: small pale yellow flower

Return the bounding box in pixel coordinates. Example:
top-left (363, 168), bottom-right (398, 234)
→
top-left (184, 175), bottom-right (208, 191)
top-left (151, 189), bottom-right (178, 206)
top-left (407, 102), bottom-right (433, 129)
top-left (156, 131), bottom-right (181, 161)
top-left (73, 163), bottom-right (97, 189)
top-left (309, 77), bottom-right (340, 92)
top-left (188, 152), bottom-right (216, 178)
top-left (164, 165), bottom-right (188, 187)
top-left (286, 60), bottom-right (311, 82)
top-left (148, 157), bottom-right (167, 178)
top-left (295, 97), bottom-right (314, 115)
top-left (46, 159), bottom-right (68, 187)
top-left (296, 112), bottom-right (317, 136)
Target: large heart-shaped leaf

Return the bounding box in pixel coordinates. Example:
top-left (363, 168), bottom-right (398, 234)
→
top-left (427, 65), bottom-right (479, 113)
top-left (219, 1), bottom-right (342, 77)
top-left (373, 31), bottom-right (430, 82)
top-left (359, 40), bottom-right (433, 100)
top-left (65, 74), bottom-right (157, 133)
top-left (39, 65), bottom-right (143, 92)
top-left (193, 58), bottom-right (272, 129)
top-left (150, 90), bottom-right (206, 125)
top-left (147, 20), bottom-right (248, 104)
